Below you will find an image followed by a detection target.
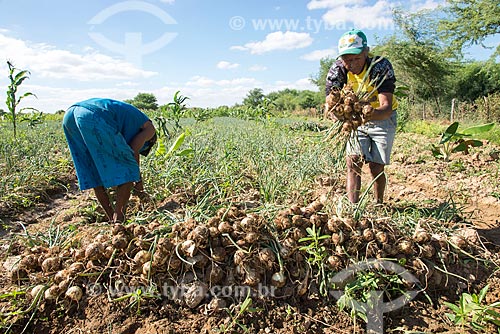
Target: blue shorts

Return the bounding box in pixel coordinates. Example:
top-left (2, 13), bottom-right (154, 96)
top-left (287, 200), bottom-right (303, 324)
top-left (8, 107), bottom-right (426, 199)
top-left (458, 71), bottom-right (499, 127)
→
top-left (63, 106), bottom-right (140, 190)
top-left (346, 111), bottom-right (397, 165)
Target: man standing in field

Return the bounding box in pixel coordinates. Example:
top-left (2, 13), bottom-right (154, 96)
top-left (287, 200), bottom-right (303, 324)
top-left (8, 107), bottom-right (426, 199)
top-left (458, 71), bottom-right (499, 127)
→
top-left (325, 29), bottom-right (398, 204)
top-left (62, 98), bottom-right (157, 223)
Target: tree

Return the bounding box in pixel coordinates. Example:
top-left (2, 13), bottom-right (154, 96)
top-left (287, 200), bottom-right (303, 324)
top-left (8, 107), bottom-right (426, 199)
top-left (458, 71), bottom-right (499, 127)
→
top-left (5, 60), bottom-right (38, 138)
top-left (311, 57), bottom-right (335, 95)
top-left (452, 61), bottom-right (500, 101)
top-left (376, 10), bottom-right (453, 114)
top-left (267, 89), bottom-right (300, 111)
top-left (298, 90), bottom-right (322, 109)
top-left (125, 92), bottom-right (158, 110)
top-left (243, 88), bottom-right (265, 108)
top-left (438, 0), bottom-right (500, 58)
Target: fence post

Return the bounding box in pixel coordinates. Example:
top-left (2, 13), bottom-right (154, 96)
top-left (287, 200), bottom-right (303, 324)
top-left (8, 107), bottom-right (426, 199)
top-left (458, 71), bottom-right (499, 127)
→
top-left (484, 96), bottom-right (490, 122)
top-left (451, 98), bottom-right (456, 122)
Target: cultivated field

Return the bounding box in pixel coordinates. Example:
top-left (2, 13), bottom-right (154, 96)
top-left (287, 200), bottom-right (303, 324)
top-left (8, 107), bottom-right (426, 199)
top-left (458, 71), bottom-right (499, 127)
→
top-left (1, 115), bottom-right (500, 334)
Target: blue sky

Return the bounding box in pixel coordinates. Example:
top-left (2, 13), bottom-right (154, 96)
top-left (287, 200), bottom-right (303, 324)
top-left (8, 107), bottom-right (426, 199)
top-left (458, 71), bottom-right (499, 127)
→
top-left (0, 0), bottom-right (498, 113)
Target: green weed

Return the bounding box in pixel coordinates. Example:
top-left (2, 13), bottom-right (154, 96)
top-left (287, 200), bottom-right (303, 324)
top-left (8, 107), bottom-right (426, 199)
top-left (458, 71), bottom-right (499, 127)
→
top-left (299, 225), bottom-right (331, 296)
top-left (444, 284), bottom-right (500, 333)
top-left (431, 122), bottom-right (495, 161)
top-left (110, 285), bottom-right (161, 315)
top-left (335, 269), bottom-right (410, 323)
top-left (218, 292), bottom-right (260, 334)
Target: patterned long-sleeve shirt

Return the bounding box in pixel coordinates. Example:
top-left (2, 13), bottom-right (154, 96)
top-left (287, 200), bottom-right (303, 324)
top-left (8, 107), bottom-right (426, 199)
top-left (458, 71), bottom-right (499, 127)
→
top-left (325, 56), bottom-right (397, 96)
top-left (325, 56), bottom-right (398, 110)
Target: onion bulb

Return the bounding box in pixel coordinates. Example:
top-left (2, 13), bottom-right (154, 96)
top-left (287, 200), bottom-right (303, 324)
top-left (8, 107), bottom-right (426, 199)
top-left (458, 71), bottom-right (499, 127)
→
top-left (363, 229), bottom-right (375, 242)
top-left (53, 269), bottom-right (70, 284)
top-left (68, 262), bottom-right (85, 276)
top-left (326, 217), bottom-right (341, 233)
top-left (65, 286), bottom-right (83, 302)
top-left (142, 261), bottom-right (154, 276)
top-left (397, 240), bottom-right (414, 255)
top-left (112, 234), bottom-right (128, 250)
top-left (240, 216), bottom-right (256, 231)
top-left (375, 231), bottom-right (388, 244)
top-left (243, 268), bottom-right (261, 286)
top-left (44, 285), bottom-right (61, 301)
top-left (458, 228), bottom-right (479, 244)
top-left (183, 282), bottom-right (208, 309)
top-left (218, 221), bottom-right (233, 234)
top-left (343, 217), bottom-right (357, 229)
top-left (271, 271), bottom-right (286, 288)
top-left (133, 250), bottom-right (151, 266)
top-left (331, 231), bottom-right (345, 246)
top-left (233, 249), bottom-right (246, 266)
top-left (420, 244), bottom-right (435, 259)
top-left (327, 255), bottom-right (343, 270)
top-left (244, 232), bottom-right (259, 244)
top-left (258, 248), bottom-right (276, 269)
top-left (41, 257), bottom-right (60, 273)
top-left (85, 243), bottom-right (104, 261)
top-left (413, 228), bottom-right (430, 244)
top-left (30, 285), bottom-right (46, 300)
top-left (449, 235), bottom-right (467, 249)
top-left (180, 240), bottom-right (197, 257)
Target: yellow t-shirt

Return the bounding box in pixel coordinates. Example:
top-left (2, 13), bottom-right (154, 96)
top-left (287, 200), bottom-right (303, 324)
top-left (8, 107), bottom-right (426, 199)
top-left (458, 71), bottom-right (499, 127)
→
top-left (347, 65), bottom-right (398, 110)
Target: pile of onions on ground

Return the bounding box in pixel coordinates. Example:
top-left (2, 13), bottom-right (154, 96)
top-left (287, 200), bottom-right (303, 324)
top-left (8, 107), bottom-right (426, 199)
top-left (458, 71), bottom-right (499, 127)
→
top-left (324, 84), bottom-right (374, 134)
top-left (6, 201), bottom-right (488, 310)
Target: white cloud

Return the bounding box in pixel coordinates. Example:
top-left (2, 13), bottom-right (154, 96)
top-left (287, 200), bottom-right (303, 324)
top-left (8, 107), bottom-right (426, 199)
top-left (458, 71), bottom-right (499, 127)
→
top-left (301, 48), bottom-right (335, 61)
top-left (167, 76), bottom-right (264, 107)
top-left (248, 65), bottom-right (268, 72)
top-left (0, 33), bottom-right (318, 112)
top-left (232, 31), bottom-right (313, 54)
top-left (216, 61), bottom-right (240, 70)
top-left (4, 73), bottom-right (318, 112)
top-left (11, 84), bottom-right (142, 113)
top-left (307, 0), bottom-right (365, 10)
top-left (0, 32), bottom-right (157, 82)
top-left (229, 46), bottom-right (247, 52)
top-left (158, 76), bottom-right (318, 108)
top-left (322, 1), bottom-right (394, 31)
top-left (308, 0), bottom-right (442, 14)
top-left (186, 76), bottom-right (261, 88)
top-left (159, 0), bottom-right (175, 4)
top-left (272, 78), bottom-right (317, 92)
top-left (116, 81), bottom-right (140, 87)
top-left (0, 32), bottom-right (159, 113)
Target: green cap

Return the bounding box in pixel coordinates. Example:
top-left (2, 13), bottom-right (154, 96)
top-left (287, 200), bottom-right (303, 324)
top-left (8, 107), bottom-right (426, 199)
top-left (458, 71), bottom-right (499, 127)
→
top-left (337, 29), bottom-right (368, 57)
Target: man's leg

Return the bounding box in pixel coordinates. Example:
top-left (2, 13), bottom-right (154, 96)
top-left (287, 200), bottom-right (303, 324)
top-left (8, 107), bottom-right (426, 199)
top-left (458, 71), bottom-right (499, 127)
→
top-left (113, 182), bottom-right (134, 223)
top-left (368, 162), bottom-right (386, 204)
top-left (93, 186), bottom-right (114, 221)
top-left (346, 155), bottom-right (363, 203)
